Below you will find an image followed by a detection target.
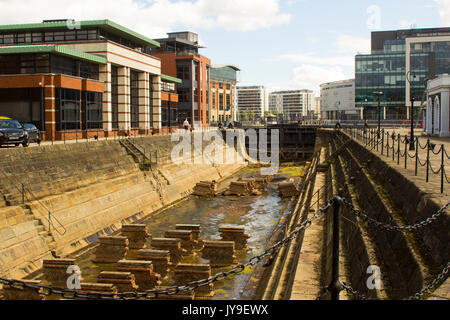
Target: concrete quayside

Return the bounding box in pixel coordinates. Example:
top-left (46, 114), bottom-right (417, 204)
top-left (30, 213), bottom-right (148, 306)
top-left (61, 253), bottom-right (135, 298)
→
top-left (0, 127), bottom-right (448, 300)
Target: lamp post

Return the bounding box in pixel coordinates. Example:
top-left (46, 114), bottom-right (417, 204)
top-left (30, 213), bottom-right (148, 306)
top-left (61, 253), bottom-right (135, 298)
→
top-left (406, 71), bottom-right (418, 150)
top-left (373, 91), bottom-right (383, 139)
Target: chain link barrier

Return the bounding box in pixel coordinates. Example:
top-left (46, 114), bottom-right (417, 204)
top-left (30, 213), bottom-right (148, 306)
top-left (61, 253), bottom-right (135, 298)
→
top-left (0, 200), bottom-right (334, 301)
top-left (1, 194), bottom-right (449, 301)
top-left (341, 197), bottom-right (450, 232)
top-left (342, 261), bottom-right (450, 300)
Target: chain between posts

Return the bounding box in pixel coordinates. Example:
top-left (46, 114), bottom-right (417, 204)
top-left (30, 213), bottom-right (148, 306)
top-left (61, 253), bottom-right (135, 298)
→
top-left (341, 197), bottom-right (450, 232)
top-left (0, 200), bottom-right (334, 301)
top-left (341, 261), bottom-right (450, 301)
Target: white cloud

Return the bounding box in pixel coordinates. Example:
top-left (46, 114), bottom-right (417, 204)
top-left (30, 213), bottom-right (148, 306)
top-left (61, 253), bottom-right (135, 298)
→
top-left (0, 0), bottom-right (291, 37)
top-left (307, 36), bottom-right (319, 44)
top-left (334, 34), bottom-right (370, 55)
top-left (263, 33), bottom-right (363, 94)
top-left (264, 53), bottom-right (355, 67)
top-left (436, 0), bottom-right (450, 26)
top-left (265, 64), bottom-right (348, 96)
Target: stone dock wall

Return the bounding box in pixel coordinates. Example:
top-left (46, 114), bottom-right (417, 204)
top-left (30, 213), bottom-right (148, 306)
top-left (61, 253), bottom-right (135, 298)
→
top-left (0, 135), bottom-right (245, 279)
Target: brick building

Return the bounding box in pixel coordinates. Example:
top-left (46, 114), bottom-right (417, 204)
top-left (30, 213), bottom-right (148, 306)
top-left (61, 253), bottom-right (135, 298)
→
top-left (209, 64), bottom-right (240, 125)
top-left (0, 19), bottom-right (181, 140)
top-left (149, 32), bottom-right (211, 127)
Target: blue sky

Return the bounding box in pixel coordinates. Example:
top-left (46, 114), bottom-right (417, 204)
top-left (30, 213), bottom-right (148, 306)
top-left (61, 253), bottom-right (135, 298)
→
top-left (0, 0), bottom-right (449, 95)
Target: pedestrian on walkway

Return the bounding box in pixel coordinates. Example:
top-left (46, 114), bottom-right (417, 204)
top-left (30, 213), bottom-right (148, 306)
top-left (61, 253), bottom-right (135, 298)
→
top-left (183, 119), bottom-right (190, 131)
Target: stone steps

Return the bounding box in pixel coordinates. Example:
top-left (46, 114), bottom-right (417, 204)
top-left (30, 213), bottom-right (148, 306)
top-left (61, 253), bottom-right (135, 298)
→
top-left (330, 134), bottom-right (431, 299)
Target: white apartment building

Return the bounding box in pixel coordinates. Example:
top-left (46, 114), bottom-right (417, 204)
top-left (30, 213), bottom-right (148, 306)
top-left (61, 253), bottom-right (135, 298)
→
top-left (237, 86), bottom-right (268, 120)
top-left (314, 97), bottom-right (321, 120)
top-left (320, 79), bottom-right (356, 120)
top-left (268, 90), bottom-right (314, 120)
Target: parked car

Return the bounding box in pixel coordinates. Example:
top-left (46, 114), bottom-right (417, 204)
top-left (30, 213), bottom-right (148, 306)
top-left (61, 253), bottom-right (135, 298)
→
top-left (23, 123), bottom-right (41, 144)
top-left (0, 118), bottom-right (29, 147)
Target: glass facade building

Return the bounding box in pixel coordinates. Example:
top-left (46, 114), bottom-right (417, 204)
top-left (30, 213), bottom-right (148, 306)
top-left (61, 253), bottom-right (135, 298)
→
top-left (356, 28), bottom-right (450, 120)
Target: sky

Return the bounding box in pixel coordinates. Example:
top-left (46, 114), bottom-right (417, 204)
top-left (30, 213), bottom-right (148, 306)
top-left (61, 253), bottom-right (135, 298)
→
top-left (0, 0), bottom-right (449, 96)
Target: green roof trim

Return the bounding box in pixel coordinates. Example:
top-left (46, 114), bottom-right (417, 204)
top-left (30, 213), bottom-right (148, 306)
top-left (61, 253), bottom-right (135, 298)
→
top-left (0, 19), bottom-right (160, 48)
top-left (0, 45), bottom-right (107, 64)
top-left (161, 74), bottom-right (182, 84)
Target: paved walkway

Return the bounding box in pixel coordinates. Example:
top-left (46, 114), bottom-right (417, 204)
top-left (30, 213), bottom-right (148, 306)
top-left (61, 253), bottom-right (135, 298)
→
top-left (348, 128), bottom-right (450, 202)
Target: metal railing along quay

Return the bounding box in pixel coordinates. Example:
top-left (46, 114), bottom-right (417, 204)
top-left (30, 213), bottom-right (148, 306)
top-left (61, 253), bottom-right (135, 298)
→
top-left (343, 127), bottom-right (449, 194)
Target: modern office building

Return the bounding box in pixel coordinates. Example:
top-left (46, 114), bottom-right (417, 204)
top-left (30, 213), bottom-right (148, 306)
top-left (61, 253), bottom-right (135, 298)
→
top-left (209, 64), bottom-right (240, 124)
top-left (237, 86), bottom-right (268, 121)
top-left (355, 27), bottom-right (450, 121)
top-left (314, 97), bottom-right (321, 120)
top-left (149, 31), bottom-right (210, 127)
top-left (425, 74), bottom-right (450, 137)
top-left (268, 90), bottom-right (314, 120)
top-left (0, 19), bottom-right (181, 140)
top-left (320, 79), bottom-right (356, 120)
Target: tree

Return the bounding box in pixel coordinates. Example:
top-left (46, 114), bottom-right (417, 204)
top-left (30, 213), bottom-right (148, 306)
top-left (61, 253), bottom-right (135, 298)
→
top-left (240, 111), bottom-right (248, 121)
top-left (249, 111), bottom-right (255, 122)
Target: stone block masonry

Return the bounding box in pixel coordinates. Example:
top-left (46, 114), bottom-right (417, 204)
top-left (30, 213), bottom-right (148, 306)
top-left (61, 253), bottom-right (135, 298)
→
top-left (121, 224), bottom-right (151, 250)
top-left (97, 271), bottom-right (138, 293)
top-left (201, 240), bottom-right (238, 267)
top-left (94, 237), bottom-right (129, 263)
top-left (151, 238), bottom-right (186, 265)
top-left (42, 259), bottom-right (77, 289)
top-left (117, 260), bottom-right (161, 290)
top-left (164, 230), bottom-right (197, 254)
top-left (175, 224), bottom-right (203, 249)
top-left (0, 134), bottom-right (246, 280)
top-left (174, 264), bottom-right (214, 297)
top-left (219, 226), bottom-right (250, 250)
top-left (137, 249), bottom-right (170, 279)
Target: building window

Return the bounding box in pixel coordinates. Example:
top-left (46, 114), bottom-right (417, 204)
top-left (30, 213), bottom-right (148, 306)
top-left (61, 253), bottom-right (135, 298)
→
top-left (85, 91), bottom-right (102, 129)
top-left (178, 88), bottom-right (191, 102)
top-left (111, 66), bottom-right (119, 129)
top-left (130, 70), bottom-right (139, 128)
top-left (58, 88), bottom-right (80, 130)
top-left (162, 101), bottom-right (169, 127)
top-left (219, 93), bottom-right (224, 110)
top-left (176, 65), bottom-right (190, 80)
top-left (226, 94), bottom-right (231, 109)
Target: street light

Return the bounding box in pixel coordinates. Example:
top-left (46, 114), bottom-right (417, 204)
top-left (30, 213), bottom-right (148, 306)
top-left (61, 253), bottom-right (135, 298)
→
top-left (373, 91), bottom-right (383, 139)
top-left (406, 71), bottom-right (418, 150)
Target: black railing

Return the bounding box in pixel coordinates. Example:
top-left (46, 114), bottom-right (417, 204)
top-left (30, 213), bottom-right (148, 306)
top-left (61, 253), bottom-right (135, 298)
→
top-left (0, 168), bottom-right (66, 236)
top-left (345, 127), bottom-right (449, 194)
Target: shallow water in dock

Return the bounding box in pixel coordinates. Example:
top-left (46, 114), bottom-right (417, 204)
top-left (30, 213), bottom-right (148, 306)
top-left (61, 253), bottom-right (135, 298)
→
top-left (75, 164), bottom-right (305, 300)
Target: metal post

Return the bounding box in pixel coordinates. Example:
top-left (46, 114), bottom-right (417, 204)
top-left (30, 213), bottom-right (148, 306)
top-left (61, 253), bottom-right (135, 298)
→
top-left (386, 132), bottom-right (390, 158)
top-left (330, 196), bottom-right (343, 300)
top-left (441, 145), bottom-right (444, 194)
top-left (415, 137), bottom-right (419, 176)
top-left (381, 128), bottom-right (384, 155)
top-left (392, 134), bottom-right (395, 162)
top-left (377, 97), bottom-right (381, 139)
top-left (410, 96), bottom-right (415, 150)
top-left (397, 134), bottom-right (401, 165)
top-left (405, 135), bottom-right (408, 169)
top-left (426, 139), bottom-right (430, 182)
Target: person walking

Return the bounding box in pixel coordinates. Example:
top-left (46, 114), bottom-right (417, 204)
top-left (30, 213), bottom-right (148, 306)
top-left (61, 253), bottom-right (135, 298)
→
top-left (183, 119), bottom-right (190, 131)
